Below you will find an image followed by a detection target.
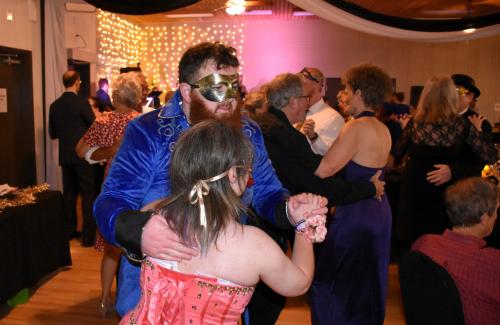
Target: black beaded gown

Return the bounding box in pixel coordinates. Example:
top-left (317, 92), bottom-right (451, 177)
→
top-left (392, 116), bottom-right (496, 247)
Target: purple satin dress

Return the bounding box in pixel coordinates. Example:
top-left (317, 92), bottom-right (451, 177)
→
top-left (310, 160), bottom-right (392, 325)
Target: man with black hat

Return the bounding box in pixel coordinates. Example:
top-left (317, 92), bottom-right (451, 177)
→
top-left (427, 73), bottom-right (493, 185)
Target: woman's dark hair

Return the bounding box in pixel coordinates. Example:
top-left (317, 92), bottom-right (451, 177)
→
top-left (89, 96), bottom-right (105, 112)
top-left (178, 42), bottom-right (239, 84)
top-left (156, 120), bottom-right (253, 254)
top-left (344, 63), bottom-right (392, 110)
top-left (445, 177), bottom-right (499, 227)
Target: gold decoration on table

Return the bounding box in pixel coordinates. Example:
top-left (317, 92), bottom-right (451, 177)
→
top-left (0, 183), bottom-right (50, 212)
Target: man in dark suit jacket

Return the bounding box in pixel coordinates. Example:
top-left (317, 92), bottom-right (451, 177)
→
top-left (49, 70), bottom-right (96, 247)
top-left (255, 73), bottom-right (383, 206)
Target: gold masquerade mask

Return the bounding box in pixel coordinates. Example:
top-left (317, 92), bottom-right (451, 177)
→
top-left (189, 73), bottom-right (240, 102)
top-left (456, 86), bottom-right (470, 96)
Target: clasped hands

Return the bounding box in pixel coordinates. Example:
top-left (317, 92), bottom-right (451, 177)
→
top-left (141, 193), bottom-right (328, 261)
top-left (425, 115), bottom-right (484, 186)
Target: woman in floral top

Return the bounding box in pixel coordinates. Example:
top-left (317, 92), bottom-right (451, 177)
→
top-left (76, 72), bottom-right (142, 316)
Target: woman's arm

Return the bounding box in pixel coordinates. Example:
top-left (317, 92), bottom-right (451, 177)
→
top-left (391, 118), bottom-right (413, 165)
top-left (75, 136), bottom-right (118, 163)
top-left (466, 121), bottom-right (497, 164)
top-left (75, 137), bottom-right (90, 159)
top-left (253, 227), bottom-right (314, 296)
top-left (255, 193), bottom-right (325, 296)
top-left (315, 122), bottom-right (358, 178)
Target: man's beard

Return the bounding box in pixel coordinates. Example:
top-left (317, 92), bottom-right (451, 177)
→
top-left (188, 95), bottom-right (242, 130)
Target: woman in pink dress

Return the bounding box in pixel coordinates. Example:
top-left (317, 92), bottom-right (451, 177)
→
top-left (76, 72), bottom-right (142, 316)
top-left (120, 120), bottom-right (328, 324)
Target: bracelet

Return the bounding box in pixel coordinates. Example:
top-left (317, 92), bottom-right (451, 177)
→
top-left (84, 146), bottom-right (106, 165)
top-left (295, 219), bottom-right (306, 233)
top-left (125, 250), bottom-right (146, 263)
top-left (285, 198), bottom-right (295, 226)
top-left (285, 198), bottom-right (305, 230)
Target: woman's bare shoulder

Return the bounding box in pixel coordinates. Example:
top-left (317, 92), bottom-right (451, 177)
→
top-left (237, 225), bottom-right (282, 252)
top-left (241, 225), bottom-right (274, 241)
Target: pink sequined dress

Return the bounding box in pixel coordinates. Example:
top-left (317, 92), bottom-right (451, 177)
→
top-left (120, 258), bottom-right (255, 325)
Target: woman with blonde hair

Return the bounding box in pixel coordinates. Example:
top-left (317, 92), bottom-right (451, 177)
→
top-left (392, 75), bottom-right (496, 251)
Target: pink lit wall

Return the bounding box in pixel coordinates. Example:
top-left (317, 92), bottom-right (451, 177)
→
top-left (240, 19), bottom-right (408, 90)
top-left (240, 19), bottom-right (500, 123)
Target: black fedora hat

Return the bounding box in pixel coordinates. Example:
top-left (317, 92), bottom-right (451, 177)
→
top-left (451, 74), bottom-right (480, 99)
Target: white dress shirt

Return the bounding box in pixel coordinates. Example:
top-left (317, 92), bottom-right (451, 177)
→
top-left (306, 98), bottom-right (345, 155)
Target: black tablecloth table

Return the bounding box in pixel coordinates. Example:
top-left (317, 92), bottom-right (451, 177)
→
top-left (0, 190), bottom-right (72, 305)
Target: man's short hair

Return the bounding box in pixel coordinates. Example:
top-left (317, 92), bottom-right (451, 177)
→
top-left (98, 78), bottom-right (108, 89)
top-left (62, 70), bottom-right (80, 88)
top-left (265, 73), bottom-right (303, 110)
top-left (445, 177), bottom-right (499, 227)
top-left (344, 64), bottom-right (392, 110)
top-left (178, 42), bottom-right (239, 84)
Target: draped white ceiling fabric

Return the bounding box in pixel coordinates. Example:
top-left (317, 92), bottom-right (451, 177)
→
top-left (44, 0), bottom-right (67, 190)
top-left (288, 0), bottom-right (500, 42)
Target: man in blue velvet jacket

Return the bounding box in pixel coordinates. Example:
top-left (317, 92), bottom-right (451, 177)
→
top-left (93, 42), bottom-right (325, 318)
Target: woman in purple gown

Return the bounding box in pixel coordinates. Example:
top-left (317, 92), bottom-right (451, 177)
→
top-left (311, 64), bottom-right (393, 325)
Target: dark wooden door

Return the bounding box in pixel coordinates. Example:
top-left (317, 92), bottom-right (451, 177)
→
top-left (0, 46), bottom-right (36, 187)
top-left (68, 59), bottom-right (90, 99)
top-left (325, 77), bottom-right (343, 107)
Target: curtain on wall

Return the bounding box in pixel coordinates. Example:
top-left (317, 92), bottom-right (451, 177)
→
top-left (288, 0), bottom-right (500, 42)
top-left (83, 0), bottom-right (198, 15)
top-left (44, 0), bottom-right (67, 190)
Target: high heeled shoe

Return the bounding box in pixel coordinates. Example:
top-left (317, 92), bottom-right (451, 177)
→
top-left (99, 300), bottom-right (114, 317)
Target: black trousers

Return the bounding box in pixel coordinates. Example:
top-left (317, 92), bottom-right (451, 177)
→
top-left (61, 162), bottom-right (96, 241)
top-left (245, 281), bottom-right (287, 325)
top-left (244, 217), bottom-right (288, 325)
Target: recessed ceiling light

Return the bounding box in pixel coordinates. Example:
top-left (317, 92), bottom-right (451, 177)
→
top-left (463, 28), bottom-right (476, 34)
top-left (226, 6), bottom-right (246, 15)
top-left (226, 0), bottom-right (246, 15)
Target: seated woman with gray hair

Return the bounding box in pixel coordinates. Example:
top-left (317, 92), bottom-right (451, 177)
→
top-left (413, 177), bottom-right (500, 325)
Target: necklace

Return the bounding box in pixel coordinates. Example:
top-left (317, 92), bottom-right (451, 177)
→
top-left (355, 110), bottom-right (375, 119)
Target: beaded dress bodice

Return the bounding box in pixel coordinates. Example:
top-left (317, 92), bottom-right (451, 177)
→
top-left (120, 258), bottom-right (255, 325)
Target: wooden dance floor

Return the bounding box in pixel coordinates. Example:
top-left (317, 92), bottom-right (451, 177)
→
top-left (0, 239), bottom-right (405, 324)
